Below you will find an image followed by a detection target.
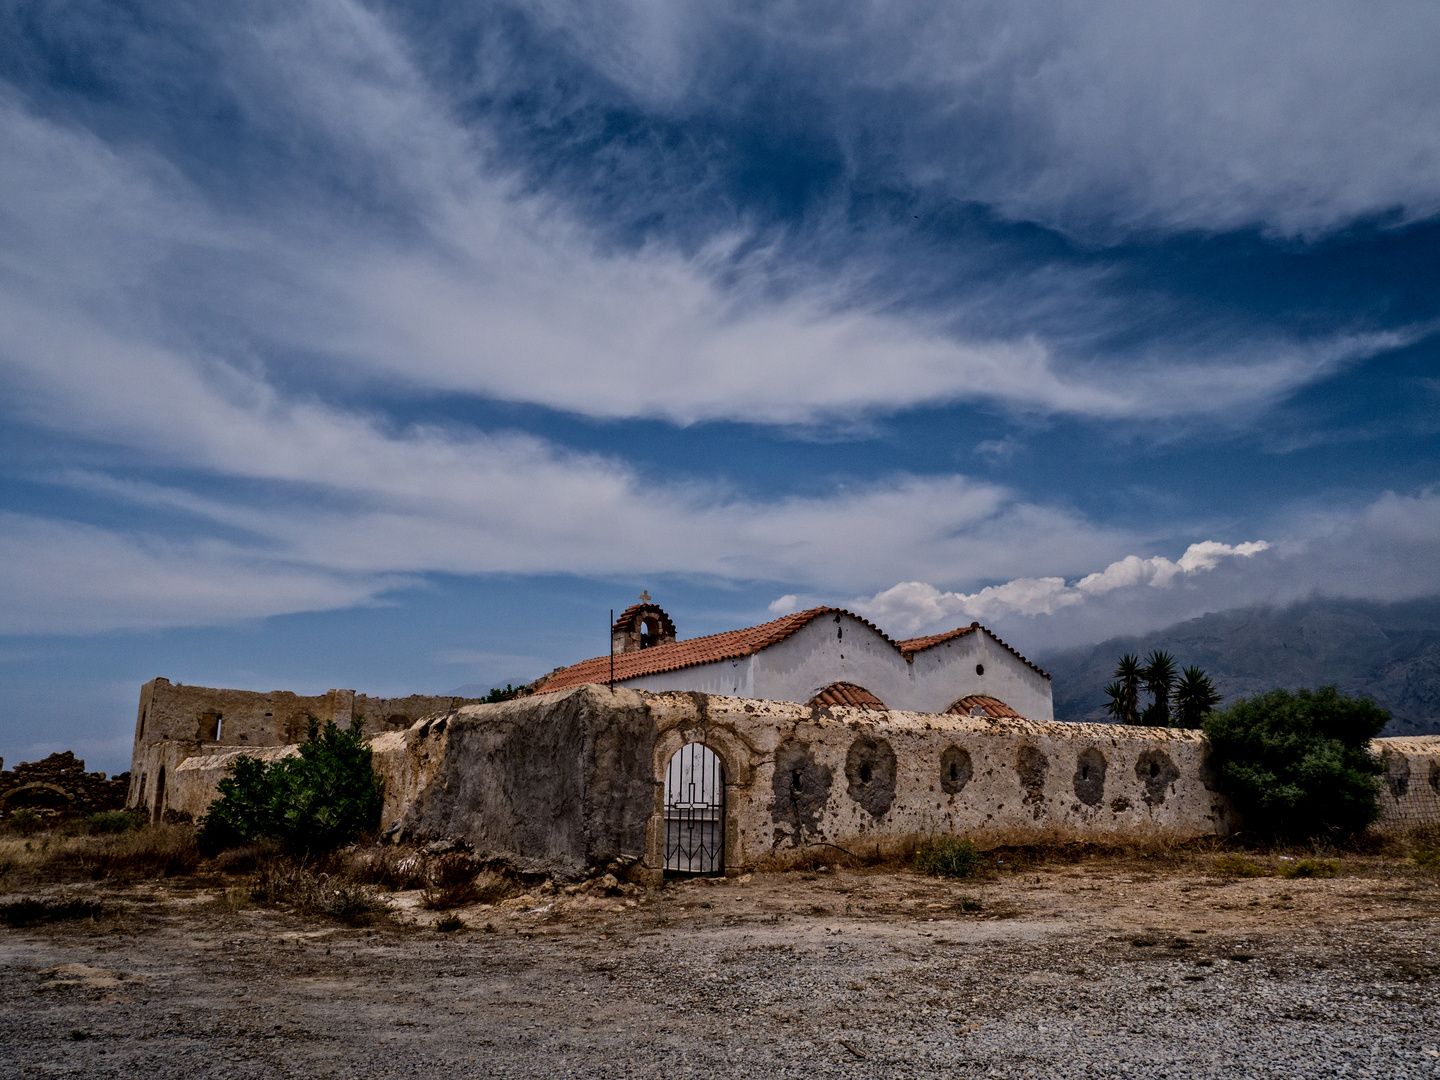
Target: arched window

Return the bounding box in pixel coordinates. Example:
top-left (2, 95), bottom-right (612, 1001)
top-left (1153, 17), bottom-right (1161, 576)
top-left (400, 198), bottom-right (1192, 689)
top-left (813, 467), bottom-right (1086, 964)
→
top-left (664, 743), bottom-right (724, 875)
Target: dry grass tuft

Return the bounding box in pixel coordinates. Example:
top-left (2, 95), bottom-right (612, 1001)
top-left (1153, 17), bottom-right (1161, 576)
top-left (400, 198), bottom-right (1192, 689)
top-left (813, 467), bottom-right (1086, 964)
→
top-left (249, 858), bottom-right (389, 926)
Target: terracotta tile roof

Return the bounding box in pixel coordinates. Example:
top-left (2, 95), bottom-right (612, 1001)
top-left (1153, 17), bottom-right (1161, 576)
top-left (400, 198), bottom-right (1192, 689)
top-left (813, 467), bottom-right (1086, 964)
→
top-left (946, 694), bottom-right (1024, 719)
top-left (533, 606), bottom-right (1048, 693)
top-left (536, 607), bottom-right (896, 693)
top-left (897, 622), bottom-right (1050, 681)
top-left (807, 682), bottom-right (888, 711)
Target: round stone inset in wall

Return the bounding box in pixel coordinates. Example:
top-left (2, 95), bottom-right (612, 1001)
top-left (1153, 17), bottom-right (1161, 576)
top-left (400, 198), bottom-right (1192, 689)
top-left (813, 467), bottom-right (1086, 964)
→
top-left (845, 736), bottom-right (898, 818)
top-left (940, 745), bottom-right (973, 795)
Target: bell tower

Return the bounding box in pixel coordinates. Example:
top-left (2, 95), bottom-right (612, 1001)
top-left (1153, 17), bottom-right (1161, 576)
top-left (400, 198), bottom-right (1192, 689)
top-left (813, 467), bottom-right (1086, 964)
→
top-left (611, 591), bottom-right (677, 655)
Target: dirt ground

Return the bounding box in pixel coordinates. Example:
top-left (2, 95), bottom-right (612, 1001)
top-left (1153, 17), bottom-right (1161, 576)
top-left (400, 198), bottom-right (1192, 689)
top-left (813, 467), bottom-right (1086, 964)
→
top-left (3, 849), bottom-right (1439, 1079)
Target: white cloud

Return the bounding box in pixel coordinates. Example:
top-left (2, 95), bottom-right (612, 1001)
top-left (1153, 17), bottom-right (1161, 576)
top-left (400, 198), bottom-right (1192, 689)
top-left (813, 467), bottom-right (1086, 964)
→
top-left (0, 514), bottom-right (404, 635)
top-left (527, 0), bottom-right (1440, 239)
top-left (0, 7), bottom-right (1414, 445)
top-left (854, 540), bottom-right (1271, 636)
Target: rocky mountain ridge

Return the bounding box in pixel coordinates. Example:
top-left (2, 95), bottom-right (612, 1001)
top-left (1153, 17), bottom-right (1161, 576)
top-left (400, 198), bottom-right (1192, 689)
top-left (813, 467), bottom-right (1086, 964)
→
top-left (1040, 597), bottom-right (1440, 737)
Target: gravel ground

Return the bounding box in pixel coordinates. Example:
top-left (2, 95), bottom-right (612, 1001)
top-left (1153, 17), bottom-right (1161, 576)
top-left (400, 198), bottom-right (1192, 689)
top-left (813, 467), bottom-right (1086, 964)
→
top-left (2, 854), bottom-right (1438, 1079)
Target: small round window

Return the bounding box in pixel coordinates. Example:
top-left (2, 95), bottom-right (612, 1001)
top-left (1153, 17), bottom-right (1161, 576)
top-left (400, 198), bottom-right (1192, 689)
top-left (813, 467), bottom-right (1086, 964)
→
top-left (975, 663), bottom-right (984, 676)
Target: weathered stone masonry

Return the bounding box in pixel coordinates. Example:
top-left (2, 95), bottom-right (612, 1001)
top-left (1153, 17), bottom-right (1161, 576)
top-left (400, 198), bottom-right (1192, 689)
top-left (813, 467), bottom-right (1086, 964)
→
top-left (134, 683), bottom-right (1440, 878)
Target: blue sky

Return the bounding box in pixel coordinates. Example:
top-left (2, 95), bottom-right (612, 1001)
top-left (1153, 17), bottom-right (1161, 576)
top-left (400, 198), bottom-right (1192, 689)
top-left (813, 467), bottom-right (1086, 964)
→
top-left (3, 1), bottom-right (1440, 773)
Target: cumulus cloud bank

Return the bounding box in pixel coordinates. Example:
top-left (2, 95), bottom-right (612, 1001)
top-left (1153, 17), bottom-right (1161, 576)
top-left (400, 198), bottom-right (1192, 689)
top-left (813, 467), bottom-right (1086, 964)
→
top-left (853, 541), bottom-right (1271, 636)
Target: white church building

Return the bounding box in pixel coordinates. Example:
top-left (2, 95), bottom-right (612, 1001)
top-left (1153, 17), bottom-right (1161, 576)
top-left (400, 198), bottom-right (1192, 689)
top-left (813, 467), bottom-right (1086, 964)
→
top-left (535, 597), bottom-right (1054, 721)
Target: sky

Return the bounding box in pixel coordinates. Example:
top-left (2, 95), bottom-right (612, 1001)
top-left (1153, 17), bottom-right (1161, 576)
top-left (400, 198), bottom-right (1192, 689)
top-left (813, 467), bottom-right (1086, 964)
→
top-left (2, 1), bottom-right (1439, 774)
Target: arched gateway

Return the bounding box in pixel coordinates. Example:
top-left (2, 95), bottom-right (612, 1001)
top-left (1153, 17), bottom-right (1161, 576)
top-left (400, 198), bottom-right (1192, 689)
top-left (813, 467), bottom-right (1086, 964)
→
top-left (663, 743), bottom-right (725, 875)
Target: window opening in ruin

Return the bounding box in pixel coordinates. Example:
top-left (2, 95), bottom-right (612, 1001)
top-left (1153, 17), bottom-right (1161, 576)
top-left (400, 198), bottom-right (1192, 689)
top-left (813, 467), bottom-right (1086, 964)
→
top-left (859, 763), bottom-right (872, 783)
top-left (213, 714), bottom-right (223, 741)
top-left (975, 664), bottom-right (985, 676)
top-left (1150, 762), bottom-right (1160, 778)
top-left (791, 769), bottom-right (803, 793)
top-left (664, 743), bottom-right (724, 876)
top-left (950, 762), bottom-right (960, 782)
top-left (137, 774), bottom-right (147, 808)
top-left (1081, 763), bottom-right (1090, 780)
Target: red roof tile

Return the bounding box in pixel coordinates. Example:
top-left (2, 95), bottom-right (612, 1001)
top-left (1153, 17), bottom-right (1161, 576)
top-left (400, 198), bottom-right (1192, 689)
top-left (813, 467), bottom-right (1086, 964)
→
top-left (947, 694), bottom-right (1024, 719)
top-left (807, 682), bottom-right (887, 711)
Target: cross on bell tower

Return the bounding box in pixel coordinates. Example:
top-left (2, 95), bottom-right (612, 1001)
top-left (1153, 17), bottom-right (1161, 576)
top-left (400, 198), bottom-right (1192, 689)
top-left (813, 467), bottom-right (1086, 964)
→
top-left (639, 590), bottom-right (651, 602)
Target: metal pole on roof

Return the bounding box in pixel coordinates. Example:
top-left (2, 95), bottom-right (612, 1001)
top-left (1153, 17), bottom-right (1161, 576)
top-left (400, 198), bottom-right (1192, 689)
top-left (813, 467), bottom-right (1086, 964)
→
top-left (609, 609), bottom-right (614, 688)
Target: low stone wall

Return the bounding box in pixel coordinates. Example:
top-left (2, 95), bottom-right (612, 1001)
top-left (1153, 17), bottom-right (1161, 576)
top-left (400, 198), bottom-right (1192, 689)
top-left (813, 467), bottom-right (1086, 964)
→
top-left (145, 685), bottom-right (1440, 875)
top-left (1374, 737), bottom-right (1440, 835)
top-left (370, 686), bottom-right (1237, 878)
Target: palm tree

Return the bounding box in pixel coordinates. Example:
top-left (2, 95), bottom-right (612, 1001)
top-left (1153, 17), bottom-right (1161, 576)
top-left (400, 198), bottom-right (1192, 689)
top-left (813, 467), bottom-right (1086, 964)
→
top-left (1112, 653), bottom-right (1143, 724)
top-left (1174, 666), bottom-right (1222, 728)
top-left (1141, 650), bottom-right (1177, 726)
top-left (1103, 681), bottom-right (1127, 722)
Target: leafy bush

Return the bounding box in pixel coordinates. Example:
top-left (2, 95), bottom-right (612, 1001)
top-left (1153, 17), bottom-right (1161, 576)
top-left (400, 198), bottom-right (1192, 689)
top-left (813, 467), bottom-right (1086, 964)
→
top-left (1412, 849), bottom-right (1440, 870)
top-left (1202, 687), bottom-right (1388, 842)
top-left (482, 684), bottom-right (527, 703)
top-left (915, 838), bottom-right (982, 878)
top-left (197, 717), bottom-right (384, 856)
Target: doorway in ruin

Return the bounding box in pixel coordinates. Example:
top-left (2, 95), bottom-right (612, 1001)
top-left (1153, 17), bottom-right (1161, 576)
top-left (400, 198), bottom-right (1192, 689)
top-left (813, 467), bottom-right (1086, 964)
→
top-left (663, 743), bottom-right (725, 876)
top-left (152, 765), bottom-right (166, 824)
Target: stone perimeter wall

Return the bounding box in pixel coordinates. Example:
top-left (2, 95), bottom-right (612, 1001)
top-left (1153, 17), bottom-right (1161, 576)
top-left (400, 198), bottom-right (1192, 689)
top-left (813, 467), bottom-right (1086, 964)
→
top-left (139, 684), bottom-right (1440, 877)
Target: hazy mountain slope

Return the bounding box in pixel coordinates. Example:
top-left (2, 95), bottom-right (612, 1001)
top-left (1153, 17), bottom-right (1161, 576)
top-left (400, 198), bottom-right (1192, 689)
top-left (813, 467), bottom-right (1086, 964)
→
top-left (1039, 597), bottom-right (1440, 737)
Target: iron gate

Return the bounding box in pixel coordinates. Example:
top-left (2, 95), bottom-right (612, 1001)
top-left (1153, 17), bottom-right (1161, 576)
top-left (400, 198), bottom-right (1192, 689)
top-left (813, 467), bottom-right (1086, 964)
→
top-left (664, 743), bottom-right (724, 875)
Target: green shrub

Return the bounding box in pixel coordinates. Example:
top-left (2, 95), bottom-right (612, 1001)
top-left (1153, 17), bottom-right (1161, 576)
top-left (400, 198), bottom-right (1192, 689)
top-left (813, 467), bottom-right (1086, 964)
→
top-left (1412, 849), bottom-right (1440, 870)
top-left (1202, 687), bottom-right (1387, 842)
top-left (197, 717), bottom-right (384, 856)
top-left (915, 838), bottom-right (982, 878)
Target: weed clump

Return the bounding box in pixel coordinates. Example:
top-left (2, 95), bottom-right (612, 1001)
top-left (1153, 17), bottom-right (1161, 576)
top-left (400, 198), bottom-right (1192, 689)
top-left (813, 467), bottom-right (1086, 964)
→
top-left (1278, 858), bottom-right (1339, 879)
top-left (1213, 854), bottom-right (1268, 877)
top-left (0, 895), bottom-right (105, 926)
top-left (914, 838), bottom-right (982, 878)
top-left (1413, 850), bottom-right (1440, 870)
top-left (436, 913), bottom-right (466, 932)
top-left (85, 810), bottom-right (145, 834)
